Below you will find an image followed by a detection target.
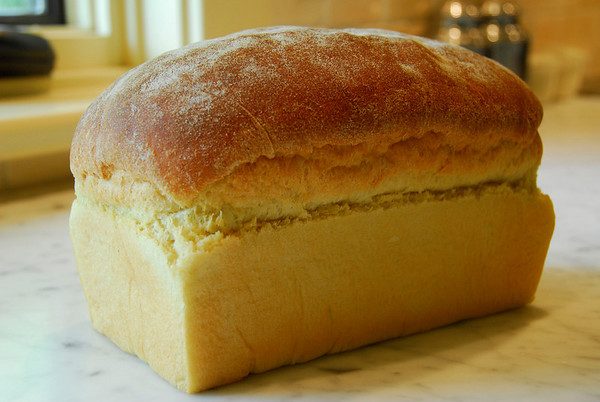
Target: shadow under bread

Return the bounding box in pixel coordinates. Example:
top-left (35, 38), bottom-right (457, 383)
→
top-left (207, 304), bottom-right (549, 395)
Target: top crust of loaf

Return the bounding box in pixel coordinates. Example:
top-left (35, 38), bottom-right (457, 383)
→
top-left (70, 26), bottom-right (542, 210)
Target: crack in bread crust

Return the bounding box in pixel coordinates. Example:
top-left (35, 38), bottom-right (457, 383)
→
top-left (74, 128), bottom-right (542, 219)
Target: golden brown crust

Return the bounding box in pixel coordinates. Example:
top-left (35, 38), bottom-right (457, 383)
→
top-left (70, 26), bottom-right (543, 208)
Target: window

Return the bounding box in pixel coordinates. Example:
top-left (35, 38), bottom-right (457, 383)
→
top-left (0, 0), bottom-right (65, 25)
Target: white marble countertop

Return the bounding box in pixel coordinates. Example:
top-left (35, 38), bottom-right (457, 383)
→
top-left (1, 97), bottom-right (600, 402)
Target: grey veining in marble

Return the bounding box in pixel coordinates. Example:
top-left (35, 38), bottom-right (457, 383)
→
top-left (1, 98), bottom-right (600, 402)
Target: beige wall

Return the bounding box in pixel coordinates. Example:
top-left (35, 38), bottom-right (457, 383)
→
top-left (203, 0), bottom-right (599, 93)
top-left (203, 0), bottom-right (438, 39)
top-left (519, 0), bottom-right (600, 93)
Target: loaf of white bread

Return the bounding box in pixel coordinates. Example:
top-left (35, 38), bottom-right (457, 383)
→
top-left (70, 27), bottom-right (554, 392)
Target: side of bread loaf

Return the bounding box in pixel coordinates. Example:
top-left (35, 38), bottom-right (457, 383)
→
top-left (69, 27), bottom-right (554, 392)
top-left (70, 183), bottom-right (554, 391)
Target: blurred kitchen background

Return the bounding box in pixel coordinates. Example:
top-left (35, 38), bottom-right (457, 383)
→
top-left (0, 0), bottom-right (599, 195)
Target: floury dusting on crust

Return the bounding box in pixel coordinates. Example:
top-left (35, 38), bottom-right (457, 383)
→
top-left (105, 27), bottom-right (454, 121)
top-left (71, 26), bottom-right (543, 209)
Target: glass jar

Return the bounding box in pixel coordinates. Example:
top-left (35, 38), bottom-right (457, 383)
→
top-left (437, 1), bottom-right (487, 55)
top-left (481, 0), bottom-right (529, 79)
